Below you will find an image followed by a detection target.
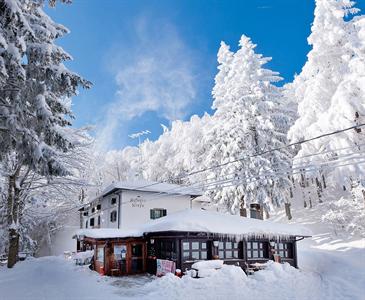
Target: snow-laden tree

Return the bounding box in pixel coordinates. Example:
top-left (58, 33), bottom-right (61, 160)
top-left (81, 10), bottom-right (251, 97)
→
top-left (0, 0), bottom-right (90, 267)
top-left (287, 0), bottom-right (365, 196)
top-left (206, 35), bottom-right (292, 215)
top-left (139, 114), bottom-right (212, 185)
top-left (0, 127), bottom-right (93, 256)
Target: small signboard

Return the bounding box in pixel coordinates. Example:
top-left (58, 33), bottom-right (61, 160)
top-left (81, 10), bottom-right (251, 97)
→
top-left (156, 259), bottom-right (176, 276)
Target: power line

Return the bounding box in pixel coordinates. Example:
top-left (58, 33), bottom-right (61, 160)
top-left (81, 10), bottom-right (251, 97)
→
top-left (184, 123), bottom-right (365, 178)
top-left (79, 124), bottom-right (365, 209)
top-left (114, 123), bottom-right (365, 195)
top-left (118, 148), bottom-right (365, 203)
top-left (119, 152), bottom-right (365, 205)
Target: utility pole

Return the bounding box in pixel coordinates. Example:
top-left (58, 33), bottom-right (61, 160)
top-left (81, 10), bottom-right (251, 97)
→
top-left (128, 130), bottom-right (151, 178)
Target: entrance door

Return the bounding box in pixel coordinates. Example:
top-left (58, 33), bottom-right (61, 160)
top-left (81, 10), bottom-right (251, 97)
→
top-left (130, 242), bottom-right (145, 274)
top-left (111, 244), bottom-right (127, 275)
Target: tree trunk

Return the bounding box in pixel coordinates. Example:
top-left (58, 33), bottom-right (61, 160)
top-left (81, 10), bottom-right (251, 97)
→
top-left (285, 202), bottom-right (292, 220)
top-left (7, 168), bottom-right (20, 268)
top-left (239, 195), bottom-right (247, 217)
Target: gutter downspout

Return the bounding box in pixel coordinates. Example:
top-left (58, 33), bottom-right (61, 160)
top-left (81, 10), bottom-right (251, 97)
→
top-left (117, 191), bottom-right (122, 229)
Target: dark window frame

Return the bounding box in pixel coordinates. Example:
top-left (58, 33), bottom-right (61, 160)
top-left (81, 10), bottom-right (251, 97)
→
top-left (110, 210), bottom-right (117, 223)
top-left (89, 217), bottom-right (95, 227)
top-left (182, 240), bottom-right (209, 262)
top-left (111, 197), bottom-right (117, 205)
top-left (246, 241), bottom-right (269, 259)
top-left (97, 215), bottom-right (101, 226)
top-left (96, 204), bottom-right (101, 210)
top-left (156, 240), bottom-right (177, 261)
top-left (218, 241), bottom-right (240, 259)
top-left (150, 208), bottom-right (167, 220)
top-left (276, 242), bottom-right (293, 259)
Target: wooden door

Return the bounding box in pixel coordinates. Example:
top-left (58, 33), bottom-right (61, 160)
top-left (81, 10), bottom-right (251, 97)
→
top-left (128, 242), bottom-right (146, 274)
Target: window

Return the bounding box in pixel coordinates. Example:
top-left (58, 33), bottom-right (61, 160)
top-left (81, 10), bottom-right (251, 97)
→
top-left (182, 241), bottom-right (208, 261)
top-left (110, 210), bottom-right (117, 223)
top-left (97, 215), bottom-right (101, 226)
top-left (89, 218), bottom-right (95, 227)
top-left (276, 242), bottom-right (293, 259)
top-left (246, 241), bottom-right (268, 259)
top-left (91, 207), bottom-right (95, 213)
top-left (111, 197), bottom-right (117, 205)
top-left (218, 241), bottom-right (240, 259)
top-left (150, 209), bottom-right (167, 220)
top-left (96, 204), bottom-right (101, 210)
top-left (156, 240), bottom-right (177, 261)
top-left (97, 246), bottom-right (104, 262)
top-left (83, 211), bottom-right (88, 217)
top-left (85, 220), bottom-right (88, 228)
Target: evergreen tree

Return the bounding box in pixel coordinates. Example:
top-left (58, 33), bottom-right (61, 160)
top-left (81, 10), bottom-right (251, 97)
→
top-left (287, 0), bottom-right (364, 192)
top-left (206, 35), bottom-right (292, 215)
top-left (0, 0), bottom-right (90, 267)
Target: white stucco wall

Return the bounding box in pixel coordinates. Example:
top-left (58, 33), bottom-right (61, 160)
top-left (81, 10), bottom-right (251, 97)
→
top-left (80, 190), bottom-right (210, 230)
top-left (120, 190), bottom-right (192, 229)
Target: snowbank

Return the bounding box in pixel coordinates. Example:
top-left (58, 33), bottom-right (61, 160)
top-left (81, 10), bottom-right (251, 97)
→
top-left (1, 252), bottom-right (362, 300)
top-left (191, 259), bottom-right (224, 270)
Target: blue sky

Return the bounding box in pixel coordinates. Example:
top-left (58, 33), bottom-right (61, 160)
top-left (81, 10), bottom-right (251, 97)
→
top-left (46, 0), bottom-right (364, 151)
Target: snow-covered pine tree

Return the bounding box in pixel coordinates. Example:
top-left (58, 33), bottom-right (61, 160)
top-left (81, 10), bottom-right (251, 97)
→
top-left (206, 35), bottom-right (292, 215)
top-left (287, 0), bottom-right (364, 198)
top-left (0, 0), bottom-right (90, 267)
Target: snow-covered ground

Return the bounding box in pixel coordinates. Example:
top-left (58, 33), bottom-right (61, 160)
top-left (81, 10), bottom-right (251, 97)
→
top-left (0, 234), bottom-right (364, 300)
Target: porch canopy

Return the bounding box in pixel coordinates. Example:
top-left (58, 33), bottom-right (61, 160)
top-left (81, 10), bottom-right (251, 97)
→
top-left (74, 228), bottom-right (143, 240)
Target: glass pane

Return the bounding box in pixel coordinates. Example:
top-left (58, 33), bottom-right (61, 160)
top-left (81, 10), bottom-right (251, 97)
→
top-left (259, 250), bottom-right (263, 257)
top-left (226, 242), bottom-right (232, 250)
top-left (201, 242), bottom-right (207, 250)
top-left (253, 250), bottom-right (258, 258)
top-left (219, 242), bottom-right (224, 250)
top-left (191, 252), bottom-right (199, 260)
top-left (201, 251), bottom-right (207, 259)
top-left (247, 251), bottom-right (252, 258)
top-left (192, 242), bottom-right (199, 250)
top-left (219, 251), bottom-right (224, 258)
top-left (97, 246), bottom-right (104, 262)
top-left (114, 245), bottom-right (127, 260)
top-left (247, 242), bottom-right (251, 250)
top-left (183, 242), bottom-right (190, 250)
top-left (253, 242), bottom-right (258, 249)
top-left (132, 244), bottom-right (142, 257)
top-left (183, 251), bottom-right (189, 258)
top-left (226, 251), bottom-right (232, 259)
top-left (131, 259), bottom-right (143, 273)
top-left (233, 250), bottom-right (239, 258)
top-left (233, 243), bottom-right (238, 249)
top-left (279, 243), bottom-right (284, 250)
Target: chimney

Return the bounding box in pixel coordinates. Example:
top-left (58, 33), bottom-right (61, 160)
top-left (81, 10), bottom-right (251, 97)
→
top-left (249, 203), bottom-right (263, 220)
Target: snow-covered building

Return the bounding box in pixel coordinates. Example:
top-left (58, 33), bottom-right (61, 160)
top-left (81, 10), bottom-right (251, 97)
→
top-left (78, 180), bottom-right (205, 230)
top-left (75, 210), bottom-right (311, 276)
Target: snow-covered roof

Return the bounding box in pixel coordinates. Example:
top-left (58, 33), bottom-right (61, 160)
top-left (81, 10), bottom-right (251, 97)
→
top-left (141, 210), bottom-right (311, 239)
top-left (74, 228), bottom-right (143, 239)
top-left (75, 210), bottom-right (311, 240)
top-left (102, 180), bottom-right (202, 197)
